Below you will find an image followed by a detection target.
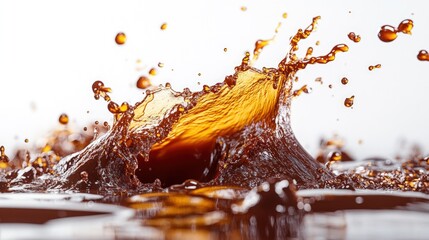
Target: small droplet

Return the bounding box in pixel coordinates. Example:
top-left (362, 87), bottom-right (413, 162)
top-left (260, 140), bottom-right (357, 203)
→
top-left (136, 76), bottom-right (151, 89)
top-left (158, 62), bottom-right (164, 68)
top-left (83, 127), bottom-right (88, 131)
top-left (293, 85), bottom-right (310, 97)
top-left (282, 12), bottom-right (288, 19)
top-left (108, 101), bottom-right (129, 114)
top-left (24, 139), bottom-right (29, 143)
top-left (368, 64), bottom-right (381, 71)
top-left (397, 19), bottom-right (413, 34)
top-left (160, 23), bottom-right (168, 30)
top-left (115, 32), bottom-right (127, 45)
top-left (417, 50), bottom-right (429, 61)
top-left (149, 68), bottom-right (157, 76)
top-left (328, 84), bottom-right (333, 89)
top-left (344, 95), bottom-right (355, 108)
top-left (347, 32), bottom-right (361, 43)
top-left (240, 6), bottom-right (247, 11)
top-left (341, 77), bottom-right (349, 85)
top-left (315, 40), bottom-right (320, 46)
top-left (223, 47), bottom-right (228, 52)
top-left (92, 80), bottom-right (111, 101)
top-left (108, 102), bottom-right (119, 114)
top-left (378, 25), bottom-right (397, 42)
top-left (197, 73), bottom-right (202, 76)
top-left (59, 113), bottom-right (69, 125)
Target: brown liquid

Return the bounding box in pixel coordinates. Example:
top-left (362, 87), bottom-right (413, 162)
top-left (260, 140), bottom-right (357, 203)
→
top-left (35, 17), bottom-right (350, 190)
top-left (1, 15), bottom-right (428, 240)
top-left (417, 50), bottom-right (429, 61)
top-left (378, 19), bottom-right (413, 42)
top-left (341, 77), bottom-right (348, 85)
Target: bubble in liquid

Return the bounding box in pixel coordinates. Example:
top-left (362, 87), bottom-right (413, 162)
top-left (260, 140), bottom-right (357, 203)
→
top-left (58, 113), bottom-right (69, 125)
top-left (115, 32), bottom-right (126, 45)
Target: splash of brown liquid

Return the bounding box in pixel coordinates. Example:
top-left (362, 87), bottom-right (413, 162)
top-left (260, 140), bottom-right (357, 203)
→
top-left (48, 17), bottom-right (352, 190)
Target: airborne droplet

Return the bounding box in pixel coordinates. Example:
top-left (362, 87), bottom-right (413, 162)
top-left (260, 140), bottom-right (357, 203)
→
top-left (378, 25), bottom-right (397, 42)
top-left (417, 50), bottom-right (429, 61)
top-left (149, 68), bottom-right (157, 76)
top-left (136, 76), bottom-right (152, 89)
top-left (347, 32), bottom-right (361, 43)
top-left (397, 19), bottom-right (413, 34)
top-left (58, 113), bottom-right (69, 125)
top-left (344, 95), bottom-right (355, 107)
top-left (378, 19), bottom-right (413, 42)
top-left (115, 32), bottom-right (127, 45)
top-left (160, 23), bottom-right (168, 30)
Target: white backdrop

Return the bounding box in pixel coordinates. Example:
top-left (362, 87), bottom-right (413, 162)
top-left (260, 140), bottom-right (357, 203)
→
top-left (0, 0), bottom-right (428, 159)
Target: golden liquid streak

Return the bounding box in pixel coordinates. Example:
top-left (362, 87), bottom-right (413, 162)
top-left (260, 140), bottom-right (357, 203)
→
top-left (151, 69), bottom-right (287, 151)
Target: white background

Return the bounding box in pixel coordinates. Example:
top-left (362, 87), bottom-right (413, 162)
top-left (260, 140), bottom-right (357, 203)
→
top-left (0, 0), bottom-right (428, 159)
